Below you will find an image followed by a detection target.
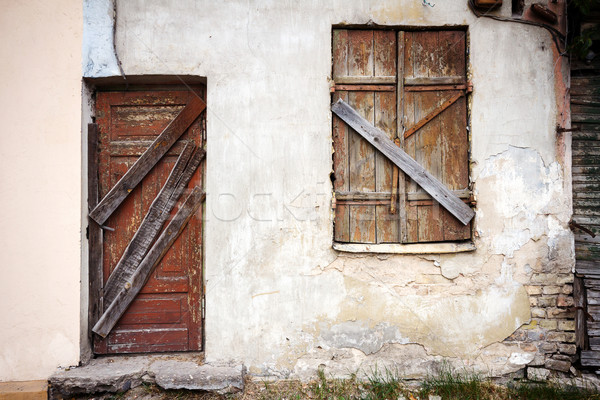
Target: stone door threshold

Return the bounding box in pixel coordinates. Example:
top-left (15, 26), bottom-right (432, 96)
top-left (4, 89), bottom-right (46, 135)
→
top-left (48, 354), bottom-right (245, 399)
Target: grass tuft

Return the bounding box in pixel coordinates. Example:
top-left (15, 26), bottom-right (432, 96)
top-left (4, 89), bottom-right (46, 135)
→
top-left (418, 365), bottom-right (493, 400)
top-left (509, 380), bottom-right (600, 400)
top-left (79, 364), bottom-right (600, 400)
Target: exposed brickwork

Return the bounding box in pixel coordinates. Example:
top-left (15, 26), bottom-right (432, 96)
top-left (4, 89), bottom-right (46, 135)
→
top-left (505, 274), bottom-right (576, 375)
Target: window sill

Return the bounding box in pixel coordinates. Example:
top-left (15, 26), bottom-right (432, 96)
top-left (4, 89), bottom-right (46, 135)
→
top-left (333, 241), bottom-right (476, 254)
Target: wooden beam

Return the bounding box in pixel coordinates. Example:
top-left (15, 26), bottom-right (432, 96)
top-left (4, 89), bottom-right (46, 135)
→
top-left (404, 76), bottom-right (465, 86)
top-left (407, 189), bottom-right (471, 201)
top-left (331, 99), bottom-right (475, 225)
top-left (103, 143), bottom-right (204, 305)
top-left (397, 30), bottom-right (407, 242)
top-left (580, 350), bottom-right (600, 366)
top-left (334, 76), bottom-right (396, 85)
top-left (390, 138), bottom-right (400, 214)
top-left (404, 92), bottom-right (464, 140)
top-left (89, 95), bottom-right (206, 225)
top-left (87, 123), bottom-right (103, 330)
top-left (336, 191), bottom-right (391, 201)
top-left (575, 276), bottom-right (589, 350)
top-left (334, 84), bottom-right (396, 92)
top-left (93, 187), bottom-right (205, 338)
top-left (405, 84), bottom-right (468, 92)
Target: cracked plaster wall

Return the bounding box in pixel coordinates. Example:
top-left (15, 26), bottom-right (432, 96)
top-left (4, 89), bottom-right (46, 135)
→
top-left (80, 0), bottom-right (575, 380)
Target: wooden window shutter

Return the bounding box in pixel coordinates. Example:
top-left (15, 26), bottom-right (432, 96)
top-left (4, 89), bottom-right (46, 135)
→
top-left (332, 30), bottom-right (400, 243)
top-left (402, 30), bottom-right (471, 243)
top-left (332, 29), bottom-right (472, 244)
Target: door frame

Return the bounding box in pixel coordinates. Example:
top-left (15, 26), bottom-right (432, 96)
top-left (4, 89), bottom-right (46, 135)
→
top-left (81, 76), bottom-right (207, 361)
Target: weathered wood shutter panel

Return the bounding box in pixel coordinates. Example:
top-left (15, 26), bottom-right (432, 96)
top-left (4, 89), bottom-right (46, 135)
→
top-left (572, 75), bottom-right (600, 262)
top-left (94, 89), bottom-right (204, 354)
top-left (572, 63), bottom-right (600, 364)
top-left (402, 30), bottom-right (470, 243)
top-left (333, 28), bottom-right (471, 244)
top-left (332, 29), bottom-right (399, 243)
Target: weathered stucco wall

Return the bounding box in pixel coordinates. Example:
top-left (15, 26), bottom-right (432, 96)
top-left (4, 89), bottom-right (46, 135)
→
top-left (0, 0), bottom-right (83, 381)
top-left (105, 0), bottom-right (572, 378)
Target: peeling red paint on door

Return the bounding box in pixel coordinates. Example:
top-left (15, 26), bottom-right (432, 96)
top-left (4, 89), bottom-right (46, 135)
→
top-left (93, 89), bottom-right (204, 354)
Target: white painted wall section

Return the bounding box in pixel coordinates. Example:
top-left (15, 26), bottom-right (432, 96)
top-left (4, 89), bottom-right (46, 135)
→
top-left (0, 0), bottom-right (83, 382)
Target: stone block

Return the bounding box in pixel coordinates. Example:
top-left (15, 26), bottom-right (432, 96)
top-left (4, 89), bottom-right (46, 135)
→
top-left (531, 308), bottom-right (546, 318)
top-left (528, 367), bottom-right (550, 380)
top-left (527, 330), bottom-right (546, 341)
top-left (543, 286), bottom-right (561, 295)
top-left (526, 285), bottom-right (543, 295)
top-left (540, 342), bottom-right (557, 353)
top-left (507, 330), bottom-right (527, 341)
top-left (547, 307), bottom-right (575, 319)
top-left (558, 343), bottom-right (577, 355)
top-left (552, 354), bottom-right (573, 362)
top-left (521, 320), bottom-right (539, 330)
top-left (48, 356), bottom-right (245, 397)
top-left (557, 295), bottom-right (574, 307)
top-left (530, 297), bottom-right (538, 307)
top-left (151, 361), bottom-right (245, 394)
top-left (539, 320), bottom-right (557, 330)
top-left (557, 320), bottom-right (575, 331)
top-left (558, 274), bottom-right (574, 285)
top-left (531, 274), bottom-right (558, 285)
top-left (520, 343), bottom-right (537, 352)
top-left (528, 353), bottom-right (546, 366)
top-left (530, 274), bottom-right (571, 285)
top-left (546, 331), bottom-right (575, 343)
top-left (545, 359), bottom-right (571, 372)
top-left (562, 284), bottom-right (573, 295)
top-left (538, 296), bottom-right (557, 307)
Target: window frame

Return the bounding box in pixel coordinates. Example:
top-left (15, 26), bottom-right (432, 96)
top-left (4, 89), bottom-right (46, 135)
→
top-left (331, 27), bottom-right (474, 248)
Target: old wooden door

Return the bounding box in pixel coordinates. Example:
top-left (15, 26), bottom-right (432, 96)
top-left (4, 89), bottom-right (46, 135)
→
top-left (93, 88), bottom-right (205, 354)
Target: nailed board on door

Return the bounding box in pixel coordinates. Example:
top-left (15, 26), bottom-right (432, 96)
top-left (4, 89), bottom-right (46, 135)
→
top-left (92, 88), bottom-right (205, 354)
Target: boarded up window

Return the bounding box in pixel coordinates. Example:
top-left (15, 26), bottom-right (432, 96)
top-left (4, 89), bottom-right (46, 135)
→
top-left (332, 29), bottom-right (471, 243)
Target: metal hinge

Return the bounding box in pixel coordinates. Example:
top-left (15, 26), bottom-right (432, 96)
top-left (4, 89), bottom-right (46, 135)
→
top-left (201, 297), bottom-right (205, 320)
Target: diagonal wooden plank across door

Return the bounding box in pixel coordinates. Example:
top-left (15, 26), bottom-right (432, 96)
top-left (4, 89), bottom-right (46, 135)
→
top-left (89, 94), bottom-right (206, 225)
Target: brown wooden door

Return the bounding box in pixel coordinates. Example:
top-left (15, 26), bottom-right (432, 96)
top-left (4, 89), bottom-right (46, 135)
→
top-left (93, 89), bottom-right (204, 354)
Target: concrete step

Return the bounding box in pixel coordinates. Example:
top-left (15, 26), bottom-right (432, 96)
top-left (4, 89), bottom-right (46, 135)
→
top-left (48, 354), bottom-right (244, 399)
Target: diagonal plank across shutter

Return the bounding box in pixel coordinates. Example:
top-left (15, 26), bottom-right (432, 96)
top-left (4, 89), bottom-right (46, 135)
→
top-left (402, 30), bottom-right (471, 242)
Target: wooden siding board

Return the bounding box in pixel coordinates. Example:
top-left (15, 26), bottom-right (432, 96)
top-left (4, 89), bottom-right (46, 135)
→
top-left (332, 91), bottom-right (350, 242)
top-left (348, 91), bottom-right (377, 242)
top-left (348, 30), bottom-right (375, 78)
top-left (397, 31), bottom-right (408, 242)
top-left (375, 90), bottom-right (399, 243)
